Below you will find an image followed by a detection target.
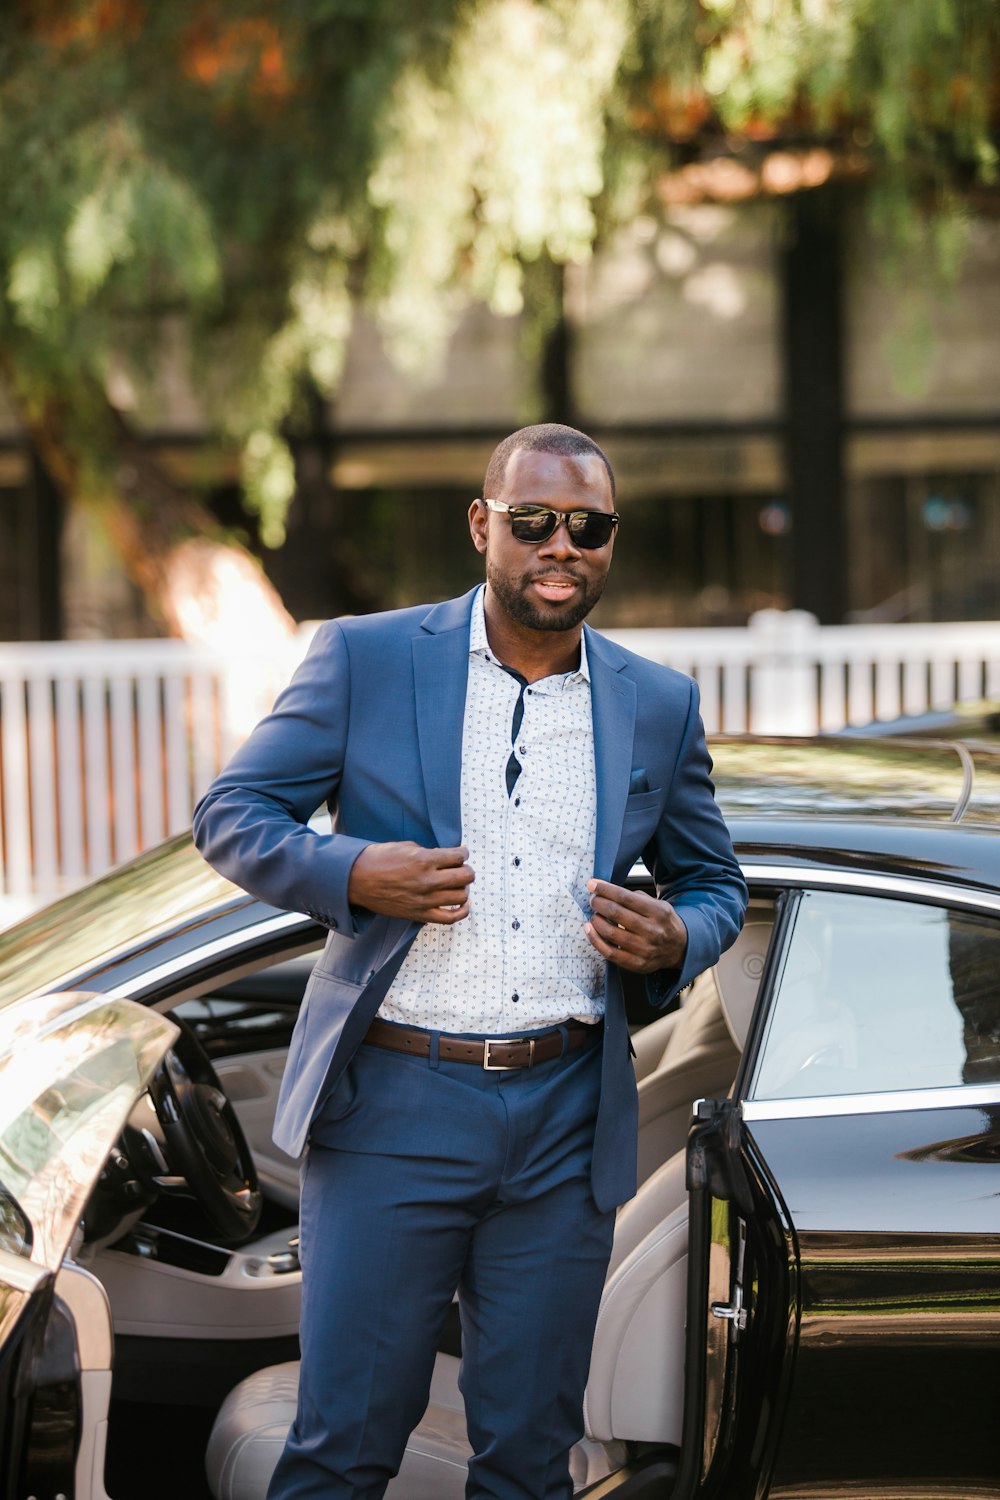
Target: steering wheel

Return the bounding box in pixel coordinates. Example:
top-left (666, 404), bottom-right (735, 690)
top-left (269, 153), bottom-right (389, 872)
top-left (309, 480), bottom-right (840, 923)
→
top-left (146, 1015), bottom-right (263, 1245)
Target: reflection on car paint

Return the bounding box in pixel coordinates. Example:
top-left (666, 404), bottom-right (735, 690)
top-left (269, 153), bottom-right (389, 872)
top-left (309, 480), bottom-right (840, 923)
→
top-left (0, 992), bottom-right (177, 1269)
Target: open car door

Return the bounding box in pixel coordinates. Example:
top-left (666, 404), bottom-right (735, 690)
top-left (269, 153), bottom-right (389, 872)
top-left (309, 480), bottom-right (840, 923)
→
top-left (678, 1092), bottom-right (797, 1500)
top-left (0, 992), bottom-right (177, 1500)
top-left (0, 1251), bottom-right (62, 1500)
top-left (680, 879), bottom-right (1000, 1500)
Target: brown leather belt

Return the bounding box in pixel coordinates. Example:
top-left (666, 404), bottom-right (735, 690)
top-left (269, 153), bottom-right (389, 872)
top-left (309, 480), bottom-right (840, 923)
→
top-left (364, 1016), bottom-right (601, 1070)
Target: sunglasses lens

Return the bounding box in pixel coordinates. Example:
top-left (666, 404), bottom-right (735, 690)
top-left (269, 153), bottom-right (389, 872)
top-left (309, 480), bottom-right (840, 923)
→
top-left (569, 513), bottom-right (616, 549)
top-left (509, 509), bottom-right (558, 543)
top-left (508, 508), bottom-right (617, 548)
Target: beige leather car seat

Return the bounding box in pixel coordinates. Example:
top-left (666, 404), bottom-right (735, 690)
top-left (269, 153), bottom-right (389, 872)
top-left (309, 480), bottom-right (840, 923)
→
top-left (205, 1151), bottom-right (689, 1500)
top-left (633, 968), bottom-right (740, 1189)
top-left (713, 900), bottom-right (775, 1052)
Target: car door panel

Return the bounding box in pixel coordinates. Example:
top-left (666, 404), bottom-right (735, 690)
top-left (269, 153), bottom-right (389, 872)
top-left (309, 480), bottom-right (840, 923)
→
top-left (0, 1254), bottom-right (56, 1500)
top-left (747, 1105), bottom-right (1000, 1497)
top-left (692, 884), bottom-right (1000, 1500)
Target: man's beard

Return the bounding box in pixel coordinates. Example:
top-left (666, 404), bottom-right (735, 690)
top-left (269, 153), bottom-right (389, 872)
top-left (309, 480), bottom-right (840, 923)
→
top-left (486, 560), bottom-right (607, 633)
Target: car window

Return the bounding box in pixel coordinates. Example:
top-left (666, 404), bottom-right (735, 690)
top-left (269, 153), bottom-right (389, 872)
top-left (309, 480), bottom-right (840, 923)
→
top-left (749, 890), bottom-right (1000, 1100)
top-left (171, 952), bottom-right (319, 1056)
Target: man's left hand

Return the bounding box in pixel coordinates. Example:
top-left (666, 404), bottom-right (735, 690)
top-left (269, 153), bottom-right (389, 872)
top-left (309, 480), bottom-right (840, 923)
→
top-left (583, 879), bottom-right (688, 974)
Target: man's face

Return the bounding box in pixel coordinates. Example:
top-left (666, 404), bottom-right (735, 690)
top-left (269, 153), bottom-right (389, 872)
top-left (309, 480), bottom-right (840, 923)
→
top-left (468, 448), bottom-right (616, 633)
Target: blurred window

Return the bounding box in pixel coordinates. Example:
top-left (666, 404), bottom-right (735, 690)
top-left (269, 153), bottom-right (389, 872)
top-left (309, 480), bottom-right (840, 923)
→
top-left (750, 890), bottom-right (1000, 1099)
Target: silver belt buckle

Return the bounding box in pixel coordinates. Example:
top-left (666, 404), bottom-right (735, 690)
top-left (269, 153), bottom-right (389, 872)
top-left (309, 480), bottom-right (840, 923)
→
top-left (483, 1037), bottom-right (535, 1070)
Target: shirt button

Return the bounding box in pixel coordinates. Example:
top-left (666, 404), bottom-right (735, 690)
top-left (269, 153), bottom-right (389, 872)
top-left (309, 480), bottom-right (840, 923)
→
top-left (512, 919), bottom-right (520, 930)
top-left (513, 856), bottom-right (521, 867)
top-left (511, 992), bottom-right (520, 1003)
top-left (519, 744), bottom-right (526, 755)
top-left (514, 796), bottom-right (521, 807)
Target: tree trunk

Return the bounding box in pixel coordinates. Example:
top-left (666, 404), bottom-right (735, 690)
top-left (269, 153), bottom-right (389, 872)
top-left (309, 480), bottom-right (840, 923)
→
top-left (0, 360), bottom-right (296, 648)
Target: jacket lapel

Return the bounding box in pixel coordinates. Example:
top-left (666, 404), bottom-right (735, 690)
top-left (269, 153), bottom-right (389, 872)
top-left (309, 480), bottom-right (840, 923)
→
top-left (412, 590), bottom-right (477, 848)
top-left (586, 627), bottom-right (637, 880)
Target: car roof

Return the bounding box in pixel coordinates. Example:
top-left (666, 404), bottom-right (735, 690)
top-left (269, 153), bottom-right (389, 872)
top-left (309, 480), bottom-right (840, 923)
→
top-left (2, 735), bottom-right (1000, 1008)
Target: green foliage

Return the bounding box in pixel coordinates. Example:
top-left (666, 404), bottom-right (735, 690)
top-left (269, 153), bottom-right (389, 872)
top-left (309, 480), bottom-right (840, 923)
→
top-left (366, 0), bottom-right (629, 374)
top-left (62, 124), bottom-right (221, 304)
top-left (706, 0), bottom-right (999, 189)
top-left (0, 0), bottom-right (997, 544)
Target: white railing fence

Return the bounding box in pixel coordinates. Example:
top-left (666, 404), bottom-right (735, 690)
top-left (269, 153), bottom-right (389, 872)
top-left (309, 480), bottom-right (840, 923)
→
top-left (605, 611), bottom-right (1000, 738)
top-left (0, 637), bottom-right (302, 922)
top-left (2, 610), bottom-right (1000, 921)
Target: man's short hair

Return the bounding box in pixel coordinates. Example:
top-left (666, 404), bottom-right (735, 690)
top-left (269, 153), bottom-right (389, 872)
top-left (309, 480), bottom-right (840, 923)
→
top-left (483, 423), bottom-right (616, 503)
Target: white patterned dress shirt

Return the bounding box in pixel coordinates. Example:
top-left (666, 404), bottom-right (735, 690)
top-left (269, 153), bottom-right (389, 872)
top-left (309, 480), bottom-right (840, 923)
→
top-left (380, 587), bottom-right (605, 1035)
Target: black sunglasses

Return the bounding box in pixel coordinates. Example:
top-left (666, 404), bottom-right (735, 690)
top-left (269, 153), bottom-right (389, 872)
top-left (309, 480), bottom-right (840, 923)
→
top-left (483, 499), bottom-right (619, 549)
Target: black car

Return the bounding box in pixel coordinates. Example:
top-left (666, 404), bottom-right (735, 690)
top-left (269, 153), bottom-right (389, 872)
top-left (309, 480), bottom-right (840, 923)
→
top-left (1, 736), bottom-right (999, 1500)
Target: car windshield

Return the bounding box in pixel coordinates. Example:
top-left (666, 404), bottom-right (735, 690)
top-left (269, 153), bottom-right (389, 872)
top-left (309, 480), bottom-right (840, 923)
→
top-left (0, 836), bottom-right (241, 1011)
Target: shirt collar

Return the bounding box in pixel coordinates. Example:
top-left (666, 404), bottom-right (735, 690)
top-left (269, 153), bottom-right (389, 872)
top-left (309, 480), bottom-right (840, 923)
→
top-left (468, 585), bottom-right (590, 684)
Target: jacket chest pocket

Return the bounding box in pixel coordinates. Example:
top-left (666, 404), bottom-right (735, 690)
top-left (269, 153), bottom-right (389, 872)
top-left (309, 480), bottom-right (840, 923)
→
top-left (618, 787), bottom-right (663, 854)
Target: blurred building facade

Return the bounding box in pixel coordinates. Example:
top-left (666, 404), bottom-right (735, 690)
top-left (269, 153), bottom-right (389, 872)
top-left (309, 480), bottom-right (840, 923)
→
top-left (1, 192), bottom-right (999, 637)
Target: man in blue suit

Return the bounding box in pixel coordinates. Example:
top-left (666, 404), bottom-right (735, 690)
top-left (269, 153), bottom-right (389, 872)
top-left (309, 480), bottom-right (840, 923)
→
top-left (193, 423), bottom-right (746, 1500)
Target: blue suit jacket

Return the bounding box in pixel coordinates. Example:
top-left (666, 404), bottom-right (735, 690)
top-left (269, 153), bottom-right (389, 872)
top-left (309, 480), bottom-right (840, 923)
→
top-left (192, 588), bottom-right (746, 1210)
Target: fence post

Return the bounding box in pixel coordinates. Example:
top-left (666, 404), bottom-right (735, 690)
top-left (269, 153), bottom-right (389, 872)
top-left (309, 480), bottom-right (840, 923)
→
top-left (748, 609), bottom-right (821, 735)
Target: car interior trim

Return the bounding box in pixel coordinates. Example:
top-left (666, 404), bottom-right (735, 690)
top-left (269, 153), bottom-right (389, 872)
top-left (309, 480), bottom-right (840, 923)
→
top-left (93, 1223), bottom-right (304, 1340)
top-left (102, 911), bottom-right (314, 1001)
top-left (744, 1082), bottom-right (1000, 1122)
top-left (740, 862), bottom-right (1000, 914)
top-left (54, 1262), bottom-right (114, 1373)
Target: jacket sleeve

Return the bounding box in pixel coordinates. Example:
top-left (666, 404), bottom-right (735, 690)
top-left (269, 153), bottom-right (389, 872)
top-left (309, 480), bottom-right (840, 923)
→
top-left (643, 679), bottom-right (748, 1009)
top-left (192, 619), bottom-right (370, 934)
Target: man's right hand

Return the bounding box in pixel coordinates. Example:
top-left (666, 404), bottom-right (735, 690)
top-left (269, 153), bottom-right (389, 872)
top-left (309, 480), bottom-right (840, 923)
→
top-left (347, 842), bottom-right (475, 924)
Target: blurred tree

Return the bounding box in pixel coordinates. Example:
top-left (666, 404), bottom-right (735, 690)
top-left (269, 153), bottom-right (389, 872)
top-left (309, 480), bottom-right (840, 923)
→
top-left (1, 0), bottom-right (996, 634)
top-left (0, 0), bottom-right (468, 636)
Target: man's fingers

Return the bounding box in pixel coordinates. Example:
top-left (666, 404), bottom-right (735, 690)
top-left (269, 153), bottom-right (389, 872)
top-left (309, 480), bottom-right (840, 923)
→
top-left (587, 892), bottom-right (653, 935)
top-left (587, 879), bottom-right (660, 916)
top-left (589, 911), bottom-right (648, 951)
top-left (588, 897), bottom-right (636, 928)
top-left (432, 845), bottom-right (472, 867)
top-left (425, 862), bottom-right (475, 891)
top-left (422, 884), bottom-right (474, 908)
top-left (348, 841), bottom-right (475, 923)
top-left (583, 920), bottom-right (644, 970)
top-left (415, 846), bottom-right (474, 892)
top-left (584, 883), bottom-right (689, 974)
top-left (424, 900), bottom-right (471, 925)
